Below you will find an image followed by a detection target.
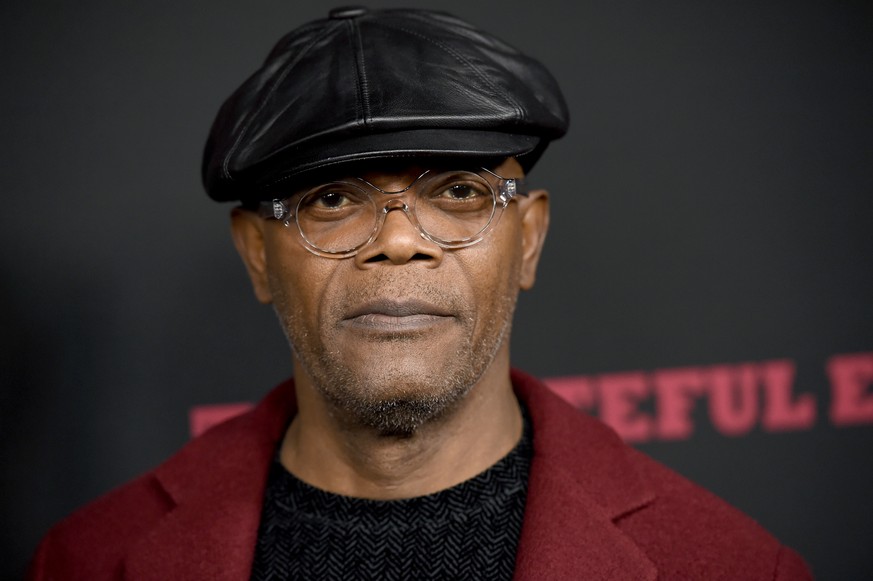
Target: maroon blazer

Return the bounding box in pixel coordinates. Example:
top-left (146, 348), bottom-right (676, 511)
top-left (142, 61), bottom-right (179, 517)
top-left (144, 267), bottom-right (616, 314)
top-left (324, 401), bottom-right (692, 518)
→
top-left (29, 369), bottom-right (812, 580)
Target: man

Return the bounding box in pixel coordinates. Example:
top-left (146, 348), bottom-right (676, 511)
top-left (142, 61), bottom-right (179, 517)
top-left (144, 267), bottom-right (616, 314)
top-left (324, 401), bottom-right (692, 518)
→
top-left (29, 7), bottom-right (811, 580)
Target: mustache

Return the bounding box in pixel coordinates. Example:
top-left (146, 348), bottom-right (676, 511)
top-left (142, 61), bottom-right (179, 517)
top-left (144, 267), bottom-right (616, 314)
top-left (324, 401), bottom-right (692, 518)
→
top-left (335, 272), bottom-right (469, 320)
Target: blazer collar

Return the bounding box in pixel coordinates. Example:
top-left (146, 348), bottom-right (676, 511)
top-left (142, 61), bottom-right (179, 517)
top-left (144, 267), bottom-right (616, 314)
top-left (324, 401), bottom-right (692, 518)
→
top-left (511, 368), bottom-right (657, 580)
top-left (123, 379), bottom-right (297, 580)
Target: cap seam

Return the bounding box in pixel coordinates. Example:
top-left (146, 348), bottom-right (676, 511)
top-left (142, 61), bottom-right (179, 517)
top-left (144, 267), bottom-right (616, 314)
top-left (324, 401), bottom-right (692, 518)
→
top-left (220, 22), bottom-right (339, 182)
top-left (342, 21), bottom-right (364, 128)
top-left (349, 19), bottom-right (372, 126)
top-left (373, 21), bottom-right (525, 122)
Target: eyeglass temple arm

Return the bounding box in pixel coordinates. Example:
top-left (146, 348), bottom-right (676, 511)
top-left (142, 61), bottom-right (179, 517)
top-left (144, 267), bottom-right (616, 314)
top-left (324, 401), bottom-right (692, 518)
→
top-left (477, 167), bottom-right (528, 204)
top-left (256, 199), bottom-right (289, 220)
top-left (498, 178), bottom-right (529, 204)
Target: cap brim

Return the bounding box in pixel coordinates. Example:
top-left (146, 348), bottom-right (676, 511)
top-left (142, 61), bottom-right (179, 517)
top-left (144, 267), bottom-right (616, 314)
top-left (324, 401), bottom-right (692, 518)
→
top-left (243, 128), bottom-right (541, 197)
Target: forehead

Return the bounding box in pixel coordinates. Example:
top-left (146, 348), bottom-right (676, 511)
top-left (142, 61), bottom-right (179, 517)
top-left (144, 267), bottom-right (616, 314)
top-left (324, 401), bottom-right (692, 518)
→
top-left (280, 157), bottom-right (516, 193)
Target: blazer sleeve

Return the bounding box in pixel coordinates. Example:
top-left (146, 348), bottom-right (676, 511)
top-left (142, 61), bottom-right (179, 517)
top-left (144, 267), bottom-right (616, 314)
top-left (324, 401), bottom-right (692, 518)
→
top-left (26, 534), bottom-right (51, 581)
top-left (774, 546), bottom-right (814, 580)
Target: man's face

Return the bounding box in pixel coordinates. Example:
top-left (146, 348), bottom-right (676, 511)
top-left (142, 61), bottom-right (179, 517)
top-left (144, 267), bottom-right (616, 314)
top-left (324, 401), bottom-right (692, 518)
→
top-left (232, 158), bottom-right (549, 435)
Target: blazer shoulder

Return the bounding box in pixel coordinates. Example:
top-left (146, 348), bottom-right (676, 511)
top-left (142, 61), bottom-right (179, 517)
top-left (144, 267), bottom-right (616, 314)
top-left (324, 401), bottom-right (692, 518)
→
top-left (28, 472), bottom-right (173, 581)
top-left (619, 449), bottom-right (812, 580)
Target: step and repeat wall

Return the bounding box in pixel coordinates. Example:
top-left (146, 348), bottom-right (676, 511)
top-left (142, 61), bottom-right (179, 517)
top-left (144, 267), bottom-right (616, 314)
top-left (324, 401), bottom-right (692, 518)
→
top-left (2, 1), bottom-right (871, 579)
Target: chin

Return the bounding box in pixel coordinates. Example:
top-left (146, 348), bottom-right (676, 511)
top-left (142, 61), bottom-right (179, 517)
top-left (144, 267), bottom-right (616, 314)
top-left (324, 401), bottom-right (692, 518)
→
top-left (351, 395), bottom-right (462, 438)
top-left (319, 365), bottom-right (477, 436)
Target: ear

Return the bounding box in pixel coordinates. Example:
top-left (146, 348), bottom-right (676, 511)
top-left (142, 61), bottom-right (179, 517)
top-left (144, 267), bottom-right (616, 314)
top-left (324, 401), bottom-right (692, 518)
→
top-left (518, 189), bottom-right (550, 290)
top-left (230, 208), bottom-right (273, 304)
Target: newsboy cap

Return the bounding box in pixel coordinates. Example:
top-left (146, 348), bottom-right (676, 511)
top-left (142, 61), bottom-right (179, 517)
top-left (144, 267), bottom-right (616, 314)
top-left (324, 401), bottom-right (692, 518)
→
top-left (202, 7), bottom-right (569, 203)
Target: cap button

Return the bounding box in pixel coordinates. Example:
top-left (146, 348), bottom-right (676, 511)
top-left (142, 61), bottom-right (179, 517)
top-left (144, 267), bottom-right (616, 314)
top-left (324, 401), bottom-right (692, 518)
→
top-left (329, 6), bottom-right (368, 19)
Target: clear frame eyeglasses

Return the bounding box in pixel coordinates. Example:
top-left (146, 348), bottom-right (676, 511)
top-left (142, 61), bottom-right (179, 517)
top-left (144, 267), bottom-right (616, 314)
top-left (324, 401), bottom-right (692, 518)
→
top-left (260, 168), bottom-right (527, 258)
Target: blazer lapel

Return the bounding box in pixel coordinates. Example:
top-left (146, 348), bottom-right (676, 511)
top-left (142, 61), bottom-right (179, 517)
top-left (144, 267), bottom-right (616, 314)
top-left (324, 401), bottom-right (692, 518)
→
top-left (122, 380), bottom-right (297, 581)
top-left (511, 369), bottom-right (658, 580)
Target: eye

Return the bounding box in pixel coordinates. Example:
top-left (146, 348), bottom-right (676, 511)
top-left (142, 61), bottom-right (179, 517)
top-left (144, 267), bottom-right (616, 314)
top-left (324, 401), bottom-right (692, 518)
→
top-left (297, 185), bottom-right (370, 223)
top-left (436, 184), bottom-right (487, 200)
top-left (309, 191), bottom-right (351, 209)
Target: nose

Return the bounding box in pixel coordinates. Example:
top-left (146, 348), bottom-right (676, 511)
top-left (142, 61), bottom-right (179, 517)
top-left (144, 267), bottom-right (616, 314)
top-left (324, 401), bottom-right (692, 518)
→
top-left (353, 202), bottom-right (443, 267)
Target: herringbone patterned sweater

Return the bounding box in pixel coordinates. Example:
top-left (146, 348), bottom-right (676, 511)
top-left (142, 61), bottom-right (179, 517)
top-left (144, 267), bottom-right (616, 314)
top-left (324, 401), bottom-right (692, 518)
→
top-left (251, 417), bottom-right (532, 580)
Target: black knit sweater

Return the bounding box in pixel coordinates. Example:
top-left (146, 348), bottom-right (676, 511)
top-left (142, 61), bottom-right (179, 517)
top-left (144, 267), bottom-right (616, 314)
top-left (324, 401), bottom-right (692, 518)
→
top-left (250, 416), bottom-right (532, 580)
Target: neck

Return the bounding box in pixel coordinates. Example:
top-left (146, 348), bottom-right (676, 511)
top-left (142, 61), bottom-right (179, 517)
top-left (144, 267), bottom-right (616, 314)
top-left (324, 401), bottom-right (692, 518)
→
top-left (279, 347), bottom-right (521, 499)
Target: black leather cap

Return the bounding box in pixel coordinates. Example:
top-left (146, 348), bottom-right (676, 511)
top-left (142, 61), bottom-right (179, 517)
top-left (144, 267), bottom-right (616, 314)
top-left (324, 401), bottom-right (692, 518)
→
top-left (202, 7), bottom-right (569, 203)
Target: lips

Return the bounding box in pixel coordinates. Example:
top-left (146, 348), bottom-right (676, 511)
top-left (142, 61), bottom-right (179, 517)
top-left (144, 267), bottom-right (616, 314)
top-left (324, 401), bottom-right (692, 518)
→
top-left (345, 299), bottom-right (453, 319)
top-left (342, 299), bottom-right (455, 332)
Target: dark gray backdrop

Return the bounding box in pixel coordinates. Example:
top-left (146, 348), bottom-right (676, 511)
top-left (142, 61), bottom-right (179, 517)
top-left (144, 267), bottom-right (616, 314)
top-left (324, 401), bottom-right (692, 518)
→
top-left (2, 0), bottom-right (871, 579)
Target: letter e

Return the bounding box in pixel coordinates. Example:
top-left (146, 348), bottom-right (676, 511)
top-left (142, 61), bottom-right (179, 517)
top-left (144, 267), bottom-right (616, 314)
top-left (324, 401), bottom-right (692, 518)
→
top-left (828, 352), bottom-right (873, 426)
top-left (598, 372), bottom-right (652, 443)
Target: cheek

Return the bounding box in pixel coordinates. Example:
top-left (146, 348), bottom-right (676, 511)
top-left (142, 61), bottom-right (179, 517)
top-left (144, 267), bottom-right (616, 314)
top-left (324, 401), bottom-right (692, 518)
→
top-left (458, 218), bottom-right (525, 320)
top-left (485, 214), bottom-right (524, 283)
top-left (263, 231), bottom-right (335, 325)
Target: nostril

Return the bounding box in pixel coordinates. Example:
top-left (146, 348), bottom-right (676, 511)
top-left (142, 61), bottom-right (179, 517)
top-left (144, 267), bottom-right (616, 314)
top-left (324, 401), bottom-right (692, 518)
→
top-left (364, 253), bottom-right (390, 264)
top-left (363, 251), bottom-right (431, 264)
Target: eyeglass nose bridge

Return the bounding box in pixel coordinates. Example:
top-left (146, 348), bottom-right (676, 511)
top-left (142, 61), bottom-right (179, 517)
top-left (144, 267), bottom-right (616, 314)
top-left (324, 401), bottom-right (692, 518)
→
top-left (369, 196), bottom-right (434, 247)
top-left (382, 198), bottom-right (410, 213)
top-left (365, 174), bottom-right (428, 240)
